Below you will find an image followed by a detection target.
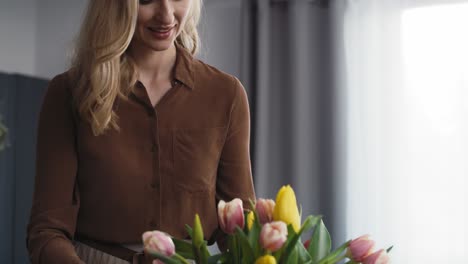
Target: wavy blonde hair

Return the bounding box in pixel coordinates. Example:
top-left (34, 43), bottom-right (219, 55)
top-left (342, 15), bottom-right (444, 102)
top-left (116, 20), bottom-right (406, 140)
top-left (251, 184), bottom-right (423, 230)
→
top-left (71, 0), bottom-right (202, 136)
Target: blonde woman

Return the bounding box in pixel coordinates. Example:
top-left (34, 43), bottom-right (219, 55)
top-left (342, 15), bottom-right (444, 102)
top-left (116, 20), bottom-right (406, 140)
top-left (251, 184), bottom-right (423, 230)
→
top-left (26, 0), bottom-right (255, 263)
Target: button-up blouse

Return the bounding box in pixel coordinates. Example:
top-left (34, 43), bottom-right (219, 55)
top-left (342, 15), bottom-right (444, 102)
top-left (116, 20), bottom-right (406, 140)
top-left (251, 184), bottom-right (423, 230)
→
top-left (26, 45), bottom-right (256, 263)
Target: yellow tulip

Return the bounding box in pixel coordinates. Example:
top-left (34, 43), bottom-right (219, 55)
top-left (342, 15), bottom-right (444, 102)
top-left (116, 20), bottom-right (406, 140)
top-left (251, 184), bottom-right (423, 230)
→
top-left (273, 185), bottom-right (301, 232)
top-left (255, 255), bottom-right (277, 264)
top-left (247, 211), bottom-right (255, 230)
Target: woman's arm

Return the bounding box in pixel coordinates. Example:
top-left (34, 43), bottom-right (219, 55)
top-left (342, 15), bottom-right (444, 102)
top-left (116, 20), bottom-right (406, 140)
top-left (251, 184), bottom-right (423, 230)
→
top-left (26, 73), bottom-right (83, 264)
top-left (216, 76), bottom-right (256, 206)
top-left (215, 77), bottom-right (256, 250)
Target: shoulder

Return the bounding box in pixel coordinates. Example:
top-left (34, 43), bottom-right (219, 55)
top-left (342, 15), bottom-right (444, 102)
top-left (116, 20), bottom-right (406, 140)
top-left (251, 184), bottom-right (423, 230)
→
top-left (190, 58), bottom-right (246, 106)
top-left (46, 70), bottom-right (75, 95)
top-left (41, 70), bottom-right (77, 113)
top-left (192, 59), bottom-right (243, 92)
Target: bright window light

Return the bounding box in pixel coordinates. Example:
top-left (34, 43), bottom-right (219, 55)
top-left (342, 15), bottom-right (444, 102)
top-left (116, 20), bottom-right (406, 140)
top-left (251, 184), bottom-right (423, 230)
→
top-left (401, 3), bottom-right (468, 262)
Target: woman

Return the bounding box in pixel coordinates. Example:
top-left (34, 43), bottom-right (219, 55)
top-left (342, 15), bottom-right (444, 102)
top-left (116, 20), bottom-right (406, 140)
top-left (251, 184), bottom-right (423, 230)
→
top-left (26, 0), bottom-right (256, 263)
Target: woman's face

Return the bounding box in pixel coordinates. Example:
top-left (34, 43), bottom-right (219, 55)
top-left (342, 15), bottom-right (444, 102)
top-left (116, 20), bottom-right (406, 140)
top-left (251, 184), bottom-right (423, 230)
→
top-left (133, 0), bottom-right (192, 51)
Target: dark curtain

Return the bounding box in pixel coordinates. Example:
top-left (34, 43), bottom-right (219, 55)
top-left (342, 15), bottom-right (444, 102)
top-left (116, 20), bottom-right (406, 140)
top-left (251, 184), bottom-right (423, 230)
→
top-left (200, 0), bottom-right (345, 246)
top-left (246, 0), bottom-right (346, 246)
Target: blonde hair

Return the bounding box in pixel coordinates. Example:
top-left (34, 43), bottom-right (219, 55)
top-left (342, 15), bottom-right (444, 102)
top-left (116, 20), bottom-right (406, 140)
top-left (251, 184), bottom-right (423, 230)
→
top-left (71, 0), bottom-right (202, 136)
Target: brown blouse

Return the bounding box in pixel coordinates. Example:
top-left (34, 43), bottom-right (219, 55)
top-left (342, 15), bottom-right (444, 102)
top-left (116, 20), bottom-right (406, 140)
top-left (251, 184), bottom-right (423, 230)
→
top-left (26, 45), bottom-right (256, 263)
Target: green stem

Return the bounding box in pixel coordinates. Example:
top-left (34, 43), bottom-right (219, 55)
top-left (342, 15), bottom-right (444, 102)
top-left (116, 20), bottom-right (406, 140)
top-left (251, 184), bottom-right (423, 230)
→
top-left (333, 254), bottom-right (347, 264)
top-left (173, 253), bottom-right (191, 264)
top-left (229, 234), bottom-right (238, 264)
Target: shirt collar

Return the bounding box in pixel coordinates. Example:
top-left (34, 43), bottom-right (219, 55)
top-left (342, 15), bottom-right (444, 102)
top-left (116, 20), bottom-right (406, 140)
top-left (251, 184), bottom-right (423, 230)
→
top-left (173, 42), bottom-right (195, 90)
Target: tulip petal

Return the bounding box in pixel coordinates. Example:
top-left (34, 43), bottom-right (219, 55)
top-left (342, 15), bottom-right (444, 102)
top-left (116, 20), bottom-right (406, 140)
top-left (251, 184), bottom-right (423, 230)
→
top-left (273, 185), bottom-right (301, 232)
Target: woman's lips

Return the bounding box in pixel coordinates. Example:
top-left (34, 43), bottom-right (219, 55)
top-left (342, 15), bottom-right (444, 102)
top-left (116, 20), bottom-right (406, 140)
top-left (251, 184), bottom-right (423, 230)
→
top-left (147, 26), bottom-right (175, 40)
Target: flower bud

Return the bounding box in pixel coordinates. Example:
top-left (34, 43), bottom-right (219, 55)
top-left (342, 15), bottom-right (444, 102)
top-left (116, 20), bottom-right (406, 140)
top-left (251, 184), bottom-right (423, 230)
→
top-left (255, 255), bottom-right (277, 264)
top-left (256, 199), bottom-right (275, 224)
top-left (273, 185), bottom-right (301, 232)
top-left (303, 239), bottom-right (311, 249)
top-left (259, 221), bottom-right (288, 252)
top-left (142, 231), bottom-right (175, 257)
top-left (346, 235), bottom-right (375, 262)
top-left (218, 198), bottom-right (245, 234)
top-left (363, 249), bottom-right (390, 264)
top-left (247, 211), bottom-right (255, 230)
top-left (193, 214), bottom-right (204, 248)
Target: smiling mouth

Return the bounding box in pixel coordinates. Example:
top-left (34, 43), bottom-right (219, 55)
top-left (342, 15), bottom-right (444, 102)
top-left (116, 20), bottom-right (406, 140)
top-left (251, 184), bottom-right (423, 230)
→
top-left (147, 25), bottom-right (175, 33)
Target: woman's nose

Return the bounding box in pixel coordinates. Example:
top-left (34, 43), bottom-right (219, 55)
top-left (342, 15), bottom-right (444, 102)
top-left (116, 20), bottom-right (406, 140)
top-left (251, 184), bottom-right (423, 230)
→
top-left (153, 0), bottom-right (174, 25)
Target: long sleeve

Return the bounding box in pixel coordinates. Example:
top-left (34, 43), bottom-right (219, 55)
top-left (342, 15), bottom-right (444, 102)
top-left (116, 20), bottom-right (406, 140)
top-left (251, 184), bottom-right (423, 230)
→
top-left (214, 77), bottom-right (256, 251)
top-left (216, 76), bottom-right (256, 208)
top-left (26, 73), bottom-right (83, 264)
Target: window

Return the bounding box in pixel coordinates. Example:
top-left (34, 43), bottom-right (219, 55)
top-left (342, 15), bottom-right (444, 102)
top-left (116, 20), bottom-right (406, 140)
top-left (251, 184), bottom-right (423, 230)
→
top-left (343, 2), bottom-right (468, 263)
top-left (401, 3), bottom-right (468, 262)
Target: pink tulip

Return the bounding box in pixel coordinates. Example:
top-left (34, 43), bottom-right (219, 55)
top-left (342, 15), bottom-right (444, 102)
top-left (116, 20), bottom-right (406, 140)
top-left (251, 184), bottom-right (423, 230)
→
top-left (218, 198), bottom-right (245, 234)
top-left (346, 235), bottom-right (375, 262)
top-left (363, 249), bottom-right (390, 264)
top-left (260, 221), bottom-right (288, 252)
top-left (142, 231), bottom-right (175, 260)
top-left (255, 199), bottom-right (275, 224)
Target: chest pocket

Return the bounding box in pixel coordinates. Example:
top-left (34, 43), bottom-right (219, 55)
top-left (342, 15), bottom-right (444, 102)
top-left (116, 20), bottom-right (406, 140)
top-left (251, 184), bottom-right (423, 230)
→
top-left (172, 127), bottom-right (226, 192)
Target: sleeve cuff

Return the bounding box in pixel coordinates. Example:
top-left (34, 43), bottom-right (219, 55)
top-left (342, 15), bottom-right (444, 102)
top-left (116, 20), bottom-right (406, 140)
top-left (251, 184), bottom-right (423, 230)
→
top-left (39, 237), bottom-right (83, 264)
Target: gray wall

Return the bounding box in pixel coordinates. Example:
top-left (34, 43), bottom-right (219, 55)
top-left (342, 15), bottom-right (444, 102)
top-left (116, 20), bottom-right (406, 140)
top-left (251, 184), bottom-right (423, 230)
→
top-left (198, 0), bottom-right (246, 80)
top-left (0, 0), bottom-right (86, 79)
top-left (35, 0), bottom-right (87, 78)
top-left (0, 0), bottom-right (37, 76)
top-left (0, 0), bottom-right (244, 80)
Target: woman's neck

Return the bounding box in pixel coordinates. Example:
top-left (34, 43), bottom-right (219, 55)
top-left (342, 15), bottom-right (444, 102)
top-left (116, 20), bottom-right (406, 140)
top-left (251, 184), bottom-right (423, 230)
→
top-left (127, 42), bottom-right (177, 84)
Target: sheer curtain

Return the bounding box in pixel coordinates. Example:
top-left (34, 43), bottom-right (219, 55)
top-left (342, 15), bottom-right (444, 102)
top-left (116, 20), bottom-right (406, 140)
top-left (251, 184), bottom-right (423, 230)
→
top-left (333, 0), bottom-right (468, 262)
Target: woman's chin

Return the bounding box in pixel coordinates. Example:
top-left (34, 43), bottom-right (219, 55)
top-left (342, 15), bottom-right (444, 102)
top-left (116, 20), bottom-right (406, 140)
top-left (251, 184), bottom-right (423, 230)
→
top-left (144, 36), bottom-right (177, 51)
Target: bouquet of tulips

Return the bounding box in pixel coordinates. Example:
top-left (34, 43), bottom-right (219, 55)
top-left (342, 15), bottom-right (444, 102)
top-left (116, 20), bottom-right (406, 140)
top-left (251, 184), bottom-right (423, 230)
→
top-left (142, 185), bottom-right (392, 264)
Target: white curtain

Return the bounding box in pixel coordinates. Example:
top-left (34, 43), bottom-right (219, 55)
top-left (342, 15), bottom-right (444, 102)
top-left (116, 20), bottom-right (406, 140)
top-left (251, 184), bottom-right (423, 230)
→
top-left (333, 0), bottom-right (468, 262)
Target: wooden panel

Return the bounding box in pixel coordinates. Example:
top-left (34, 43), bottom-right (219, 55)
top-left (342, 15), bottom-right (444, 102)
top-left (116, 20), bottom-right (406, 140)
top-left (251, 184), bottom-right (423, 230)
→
top-left (0, 73), bottom-right (16, 264)
top-left (13, 75), bottom-right (48, 264)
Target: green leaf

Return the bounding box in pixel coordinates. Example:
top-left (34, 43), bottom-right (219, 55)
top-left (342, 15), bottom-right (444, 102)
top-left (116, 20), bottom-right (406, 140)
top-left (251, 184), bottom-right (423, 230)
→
top-left (200, 241), bottom-right (210, 263)
top-left (317, 240), bottom-right (351, 264)
top-left (192, 238), bottom-right (210, 264)
top-left (185, 224), bottom-right (193, 238)
top-left (296, 242), bottom-right (312, 263)
top-left (248, 199), bottom-right (256, 212)
top-left (386, 245), bottom-right (394, 253)
top-left (286, 245), bottom-right (299, 264)
top-left (280, 215), bottom-right (322, 263)
top-left (208, 253), bottom-right (228, 264)
top-left (309, 219), bottom-right (331, 262)
top-left (247, 202), bottom-right (262, 259)
top-left (228, 234), bottom-right (239, 264)
top-left (235, 227), bottom-right (255, 263)
top-left (173, 238), bottom-right (195, 259)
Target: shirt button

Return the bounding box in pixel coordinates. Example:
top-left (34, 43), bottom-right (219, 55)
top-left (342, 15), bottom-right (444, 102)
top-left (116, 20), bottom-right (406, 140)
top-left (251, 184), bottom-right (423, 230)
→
top-left (148, 110), bottom-right (155, 117)
top-left (150, 143), bottom-right (157, 152)
top-left (150, 182), bottom-right (158, 189)
top-left (149, 220), bottom-right (157, 229)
